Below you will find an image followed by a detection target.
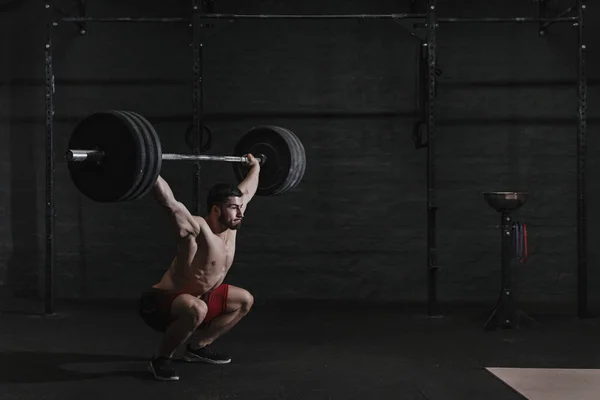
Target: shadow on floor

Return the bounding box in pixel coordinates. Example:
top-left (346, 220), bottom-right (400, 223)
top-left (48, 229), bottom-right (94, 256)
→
top-left (0, 351), bottom-right (151, 383)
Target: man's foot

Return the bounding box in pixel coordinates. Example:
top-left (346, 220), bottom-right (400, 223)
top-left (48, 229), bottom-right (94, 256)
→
top-left (182, 344), bottom-right (232, 364)
top-left (148, 356), bottom-right (179, 381)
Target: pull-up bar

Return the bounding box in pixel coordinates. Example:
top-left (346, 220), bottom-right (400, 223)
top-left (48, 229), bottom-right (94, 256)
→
top-left (439, 16), bottom-right (578, 23)
top-left (60, 14), bottom-right (578, 24)
top-left (60, 14), bottom-right (425, 23)
top-left (61, 17), bottom-right (188, 23)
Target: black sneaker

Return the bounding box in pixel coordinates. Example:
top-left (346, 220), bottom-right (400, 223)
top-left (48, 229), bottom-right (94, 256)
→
top-left (182, 344), bottom-right (231, 364)
top-left (148, 356), bottom-right (179, 381)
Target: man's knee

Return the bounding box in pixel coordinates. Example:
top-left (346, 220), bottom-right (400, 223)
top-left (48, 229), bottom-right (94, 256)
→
top-left (225, 286), bottom-right (254, 314)
top-left (240, 290), bottom-right (254, 314)
top-left (189, 300), bottom-right (208, 326)
top-left (172, 295), bottom-right (208, 328)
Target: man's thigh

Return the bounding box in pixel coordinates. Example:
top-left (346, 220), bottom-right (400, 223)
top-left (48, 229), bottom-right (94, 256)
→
top-left (224, 285), bottom-right (254, 313)
top-left (201, 284), bottom-right (230, 323)
top-left (139, 290), bottom-right (203, 332)
top-left (139, 289), bottom-right (182, 332)
top-left (171, 293), bottom-right (206, 318)
top-left (199, 284), bottom-right (254, 325)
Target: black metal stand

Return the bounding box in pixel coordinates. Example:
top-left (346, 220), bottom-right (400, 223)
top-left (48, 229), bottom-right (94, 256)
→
top-left (482, 192), bottom-right (541, 331)
top-left (484, 212), bottom-right (534, 330)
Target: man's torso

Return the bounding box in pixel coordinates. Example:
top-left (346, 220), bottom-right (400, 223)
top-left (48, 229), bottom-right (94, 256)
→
top-left (154, 229), bottom-right (237, 296)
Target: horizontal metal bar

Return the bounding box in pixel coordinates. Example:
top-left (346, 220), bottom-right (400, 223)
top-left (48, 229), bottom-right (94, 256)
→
top-left (7, 78), bottom-right (190, 86)
top-left (191, 13), bottom-right (425, 19)
top-left (162, 153), bottom-right (251, 163)
top-left (61, 17), bottom-right (189, 23)
top-left (60, 14), bottom-right (579, 24)
top-left (61, 13), bottom-right (426, 23)
top-left (66, 150), bottom-right (260, 164)
top-left (438, 16), bottom-right (578, 23)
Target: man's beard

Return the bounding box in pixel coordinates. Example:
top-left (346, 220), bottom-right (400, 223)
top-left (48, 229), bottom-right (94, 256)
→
top-left (219, 214), bottom-right (242, 230)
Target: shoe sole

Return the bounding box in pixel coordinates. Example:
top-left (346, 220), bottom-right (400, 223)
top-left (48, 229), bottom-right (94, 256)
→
top-left (148, 362), bottom-right (179, 381)
top-left (182, 354), bottom-right (232, 364)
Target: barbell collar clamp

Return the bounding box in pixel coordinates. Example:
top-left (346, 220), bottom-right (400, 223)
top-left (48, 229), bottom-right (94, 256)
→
top-left (66, 149), bottom-right (105, 162)
top-left (66, 149), bottom-right (264, 165)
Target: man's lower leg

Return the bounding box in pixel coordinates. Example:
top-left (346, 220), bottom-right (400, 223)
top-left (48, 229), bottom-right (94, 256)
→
top-left (194, 308), bottom-right (245, 348)
top-left (182, 309), bottom-right (246, 364)
top-left (158, 314), bottom-right (199, 358)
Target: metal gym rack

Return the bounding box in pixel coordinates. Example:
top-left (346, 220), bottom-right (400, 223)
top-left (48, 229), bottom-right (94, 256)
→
top-left (44, 0), bottom-right (587, 318)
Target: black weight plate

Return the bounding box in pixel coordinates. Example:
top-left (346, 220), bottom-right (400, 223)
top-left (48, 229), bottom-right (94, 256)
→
top-left (232, 127), bottom-right (289, 196)
top-left (125, 111), bottom-right (162, 200)
top-left (124, 111), bottom-right (163, 200)
top-left (232, 126), bottom-right (305, 196)
top-left (264, 127), bottom-right (300, 195)
top-left (67, 111), bottom-right (146, 202)
top-left (116, 111), bottom-right (153, 201)
top-left (109, 111), bottom-right (148, 201)
top-left (273, 126), bottom-right (306, 194)
top-left (289, 130), bottom-right (307, 189)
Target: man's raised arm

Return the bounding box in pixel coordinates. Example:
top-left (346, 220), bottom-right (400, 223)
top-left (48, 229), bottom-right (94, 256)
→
top-left (237, 154), bottom-right (261, 205)
top-left (154, 176), bottom-right (200, 237)
top-left (154, 175), bottom-right (179, 212)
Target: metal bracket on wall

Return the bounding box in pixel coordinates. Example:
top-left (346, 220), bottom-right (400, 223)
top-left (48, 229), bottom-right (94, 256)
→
top-left (51, 0), bottom-right (87, 35)
top-left (192, 0), bottom-right (234, 43)
top-left (391, 0), bottom-right (429, 40)
top-left (393, 18), bottom-right (428, 41)
top-left (192, 18), bottom-right (235, 42)
top-left (537, 0), bottom-right (577, 36)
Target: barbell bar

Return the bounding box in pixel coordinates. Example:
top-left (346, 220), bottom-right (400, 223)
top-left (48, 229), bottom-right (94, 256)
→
top-left (66, 149), bottom-right (266, 165)
top-left (65, 110), bottom-right (306, 203)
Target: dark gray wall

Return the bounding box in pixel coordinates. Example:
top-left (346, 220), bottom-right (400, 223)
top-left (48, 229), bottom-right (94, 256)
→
top-left (1, 0), bottom-right (599, 312)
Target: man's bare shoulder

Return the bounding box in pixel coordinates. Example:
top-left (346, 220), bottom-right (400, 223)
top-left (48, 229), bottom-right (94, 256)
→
top-left (192, 216), bottom-right (215, 237)
top-left (192, 215), bottom-right (207, 224)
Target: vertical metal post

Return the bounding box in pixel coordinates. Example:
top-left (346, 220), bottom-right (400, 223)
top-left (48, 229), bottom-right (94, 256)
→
top-left (44, 1), bottom-right (56, 315)
top-left (426, 0), bottom-right (439, 316)
top-left (576, 0), bottom-right (587, 318)
top-left (191, 0), bottom-right (205, 214)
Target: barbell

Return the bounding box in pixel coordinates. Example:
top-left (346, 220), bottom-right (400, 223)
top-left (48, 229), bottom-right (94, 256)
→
top-left (65, 110), bottom-right (306, 202)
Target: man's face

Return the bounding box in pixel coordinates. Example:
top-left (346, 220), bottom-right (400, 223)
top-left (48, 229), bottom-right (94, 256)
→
top-left (217, 196), bottom-right (244, 230)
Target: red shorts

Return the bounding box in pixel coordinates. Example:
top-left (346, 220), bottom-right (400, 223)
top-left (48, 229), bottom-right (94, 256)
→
top-left (138, 284), bottom-right (230, 333)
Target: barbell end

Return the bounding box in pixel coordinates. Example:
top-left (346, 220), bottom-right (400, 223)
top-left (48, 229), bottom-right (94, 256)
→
top-left (66, 149), bottom-right (105, 163)
top-left (257, 153), bottom-right (267, 166)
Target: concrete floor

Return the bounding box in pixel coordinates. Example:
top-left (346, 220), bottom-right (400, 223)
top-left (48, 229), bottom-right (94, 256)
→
top-left (0, 301), bottom-right (598, 400)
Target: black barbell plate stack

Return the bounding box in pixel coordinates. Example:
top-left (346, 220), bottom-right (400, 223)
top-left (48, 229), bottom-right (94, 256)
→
top-left (272, 126), bottom-right (306, 194)
top-left (232, 126), bottom-right (306, 196)
top-left (119, 111), bottom-right (163, 201)
top-left (67, 110), bottom-right (146, 202)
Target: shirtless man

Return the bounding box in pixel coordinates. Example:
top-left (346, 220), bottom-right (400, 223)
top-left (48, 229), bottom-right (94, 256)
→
top-left (138, 154), bottom-right (260, 381)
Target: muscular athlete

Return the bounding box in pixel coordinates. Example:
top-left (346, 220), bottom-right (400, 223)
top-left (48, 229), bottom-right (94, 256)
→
top-left (138, 154), bottom-right (260, 381)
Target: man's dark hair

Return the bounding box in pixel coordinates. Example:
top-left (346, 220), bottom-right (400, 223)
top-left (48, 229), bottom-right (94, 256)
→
top-left (207, 183), bottom-right (243, 210)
